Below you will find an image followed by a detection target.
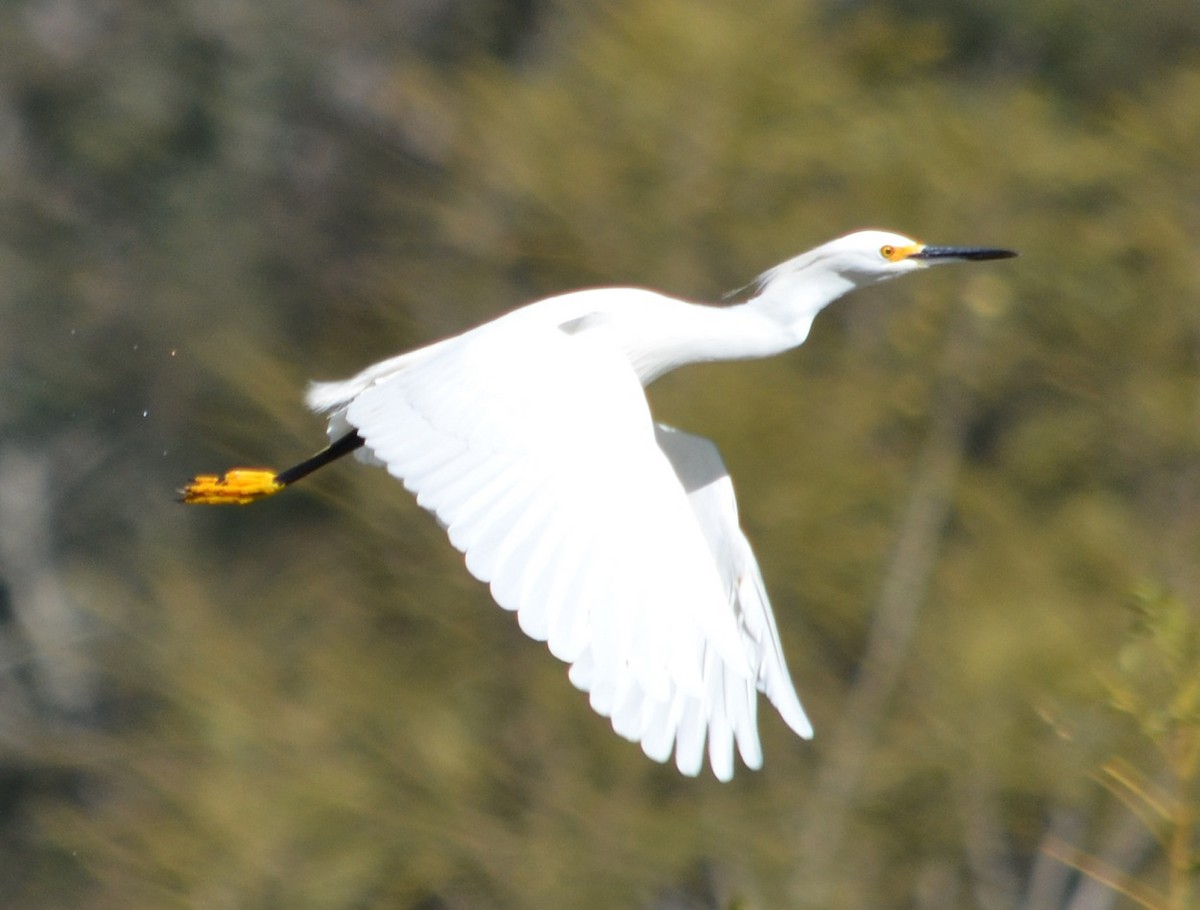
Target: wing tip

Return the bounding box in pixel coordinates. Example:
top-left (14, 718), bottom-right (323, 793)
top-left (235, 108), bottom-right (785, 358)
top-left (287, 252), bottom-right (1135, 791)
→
top-left (776, 694), bottom-right (814, 740)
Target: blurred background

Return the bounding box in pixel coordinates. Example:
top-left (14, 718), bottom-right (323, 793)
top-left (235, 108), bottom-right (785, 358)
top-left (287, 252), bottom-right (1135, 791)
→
top-left (3, 0), bottom-right (1200, 907)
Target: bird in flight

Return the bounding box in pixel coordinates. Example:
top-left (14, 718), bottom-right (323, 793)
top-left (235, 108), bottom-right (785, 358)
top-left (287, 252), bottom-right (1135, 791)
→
top-left (183, 230), bottom-right (1015, 781)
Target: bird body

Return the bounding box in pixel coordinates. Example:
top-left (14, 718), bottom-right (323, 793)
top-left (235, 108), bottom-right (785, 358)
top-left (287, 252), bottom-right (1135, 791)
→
top-left (184, 230), bottom-right (1015, 781)
top-left (308, 286), bottom-right (794, 406)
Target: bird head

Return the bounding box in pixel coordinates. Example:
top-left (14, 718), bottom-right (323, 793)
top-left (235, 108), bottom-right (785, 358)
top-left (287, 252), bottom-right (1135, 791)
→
top-left (750, 229), bottom-right (1016, 304)
top-left (744, 229), bottom-right (1016, 342)
top-left (815, 230), bottom-right (1017, 285)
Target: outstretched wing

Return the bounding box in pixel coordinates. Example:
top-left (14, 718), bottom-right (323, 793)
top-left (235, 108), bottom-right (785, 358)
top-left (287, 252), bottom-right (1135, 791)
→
top-left (652, 425), bottom-right (812, 772)
top-left (316, 312), bottom-right (799, 779)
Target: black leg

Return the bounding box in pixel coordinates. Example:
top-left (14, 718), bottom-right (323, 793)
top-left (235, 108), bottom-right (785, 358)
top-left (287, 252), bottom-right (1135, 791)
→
top-left (275, 430), bottom-right (365, 487)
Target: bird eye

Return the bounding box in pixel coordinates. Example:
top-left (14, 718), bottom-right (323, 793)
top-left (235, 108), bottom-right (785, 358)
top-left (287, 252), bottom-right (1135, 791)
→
top-left (880, 245), bottom-right (896, 260)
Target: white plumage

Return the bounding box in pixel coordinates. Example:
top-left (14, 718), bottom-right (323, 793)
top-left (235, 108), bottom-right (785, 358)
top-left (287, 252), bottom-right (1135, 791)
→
top-left (299, 230), bottom-right (1015, 780)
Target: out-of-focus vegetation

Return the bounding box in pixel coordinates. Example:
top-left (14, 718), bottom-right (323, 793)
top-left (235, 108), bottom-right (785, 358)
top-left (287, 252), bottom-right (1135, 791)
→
top-left (1047, 589), bottom-right (1200, 910)
top-left (2, 0), bottom-right (1199, 907)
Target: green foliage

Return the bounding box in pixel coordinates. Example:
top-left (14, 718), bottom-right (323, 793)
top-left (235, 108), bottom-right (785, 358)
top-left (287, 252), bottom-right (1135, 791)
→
top-left (3, 0), bottom-right (1200, 907)
top-left (1113, 589), bottom-right (1200, 738)
top-left (1048, 589), bottom-right (1200, 910)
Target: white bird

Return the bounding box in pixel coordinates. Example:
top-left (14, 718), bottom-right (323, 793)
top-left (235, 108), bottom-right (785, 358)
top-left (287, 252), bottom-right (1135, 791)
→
top-left (183, 230), bottom-right (1015, 781)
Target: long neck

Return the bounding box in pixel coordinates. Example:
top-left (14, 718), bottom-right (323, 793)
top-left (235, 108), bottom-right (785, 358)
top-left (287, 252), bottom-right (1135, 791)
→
top-left (746, 260), bottom-right (858, 340)
top-left (629, 267), bottom-right (858, 383)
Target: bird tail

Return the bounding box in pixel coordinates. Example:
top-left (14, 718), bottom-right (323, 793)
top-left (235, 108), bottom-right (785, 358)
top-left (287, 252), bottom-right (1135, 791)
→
top-left (305, 379), bottom-right (356, 413)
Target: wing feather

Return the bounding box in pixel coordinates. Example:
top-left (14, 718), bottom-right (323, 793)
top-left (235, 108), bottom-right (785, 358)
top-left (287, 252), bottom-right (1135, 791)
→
top-left (674, 696), bottom-right (707, 777)
top-left (314, 312), bottom-right (804, 779)
top-left (653, 425), bottom-right (813, 770)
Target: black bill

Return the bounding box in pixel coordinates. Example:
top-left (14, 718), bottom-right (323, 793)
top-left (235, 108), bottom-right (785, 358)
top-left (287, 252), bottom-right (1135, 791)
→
top-left (911, 245), bottom-right (1018, 261)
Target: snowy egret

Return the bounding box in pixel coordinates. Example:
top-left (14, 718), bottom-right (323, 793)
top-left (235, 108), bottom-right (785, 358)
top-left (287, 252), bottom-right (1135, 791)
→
top-left (183, 230), bottom-right (1015, 781)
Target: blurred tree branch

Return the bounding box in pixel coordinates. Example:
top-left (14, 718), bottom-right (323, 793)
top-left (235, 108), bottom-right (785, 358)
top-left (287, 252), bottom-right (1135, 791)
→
top-left (793, 280), bottom-right (1005, 906)
top-left (0, 447), bottom-right (93, 721)
top-left (1045, 589), bottom-right (1200, 910)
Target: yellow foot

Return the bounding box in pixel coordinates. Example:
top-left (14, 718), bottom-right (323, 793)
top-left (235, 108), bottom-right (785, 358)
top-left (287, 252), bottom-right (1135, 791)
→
top-left (180, 468), bottom-right (284, 505)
